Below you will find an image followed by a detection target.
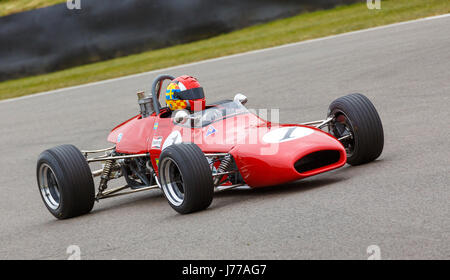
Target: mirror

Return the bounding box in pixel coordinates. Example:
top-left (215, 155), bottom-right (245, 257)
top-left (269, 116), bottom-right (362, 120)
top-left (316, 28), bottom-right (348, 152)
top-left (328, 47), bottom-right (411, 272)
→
top-left (233, 93), bottom-right (248, 105)
top-left (173, 110), bottom-right (189, 124)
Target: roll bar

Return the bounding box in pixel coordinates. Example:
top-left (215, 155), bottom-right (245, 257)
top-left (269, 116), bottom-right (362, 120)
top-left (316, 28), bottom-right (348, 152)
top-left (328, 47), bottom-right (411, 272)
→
top-left (152, 74), bottom-right (175, 115)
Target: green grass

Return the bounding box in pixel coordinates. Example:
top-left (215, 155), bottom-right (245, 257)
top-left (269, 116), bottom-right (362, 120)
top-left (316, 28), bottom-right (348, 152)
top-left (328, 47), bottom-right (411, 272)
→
top-left (0, 0), bottom-right (65, 17)
top-left (0, 0), bottom-right (448, 100)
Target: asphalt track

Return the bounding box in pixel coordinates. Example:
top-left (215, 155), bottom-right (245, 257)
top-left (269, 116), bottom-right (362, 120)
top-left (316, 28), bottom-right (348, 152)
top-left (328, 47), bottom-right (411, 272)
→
top-left (0, 15), bottom-right (449, 260)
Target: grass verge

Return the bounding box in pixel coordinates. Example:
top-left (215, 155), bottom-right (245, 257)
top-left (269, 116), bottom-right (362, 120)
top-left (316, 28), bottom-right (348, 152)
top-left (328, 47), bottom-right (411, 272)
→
top-left (0, 0), bottom-right (448, 100)
top-left (0, 0), bottom-right (65, 17)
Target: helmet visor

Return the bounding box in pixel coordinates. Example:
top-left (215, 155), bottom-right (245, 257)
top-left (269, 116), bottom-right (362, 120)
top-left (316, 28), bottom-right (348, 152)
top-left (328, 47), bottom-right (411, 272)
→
top-left (173, 87), bottom-right (205, 100)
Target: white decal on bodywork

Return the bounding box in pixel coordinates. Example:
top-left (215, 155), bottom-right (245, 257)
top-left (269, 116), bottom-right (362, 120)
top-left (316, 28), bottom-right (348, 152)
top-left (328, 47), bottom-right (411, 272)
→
top-left (162, 131), bottom-right (182, 150)
top-left (263, 127), bottom-right (314, 143)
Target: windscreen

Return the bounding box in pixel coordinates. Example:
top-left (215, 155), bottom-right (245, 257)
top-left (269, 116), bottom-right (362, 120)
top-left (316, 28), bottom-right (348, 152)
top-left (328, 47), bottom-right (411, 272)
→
top-left (180, 100), bottom-right (249, 128)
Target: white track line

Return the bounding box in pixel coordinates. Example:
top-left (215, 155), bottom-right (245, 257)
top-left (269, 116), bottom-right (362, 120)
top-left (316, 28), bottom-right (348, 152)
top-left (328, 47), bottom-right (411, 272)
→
top-left (1, 13), bottom-right (449, 104)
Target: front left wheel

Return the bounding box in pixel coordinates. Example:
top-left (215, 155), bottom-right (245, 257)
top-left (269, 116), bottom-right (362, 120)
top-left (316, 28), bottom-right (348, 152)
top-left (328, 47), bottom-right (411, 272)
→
top-left (159, 143), bottom-right (214, 214)
top-left (37, 144), bottom-right (95, 219)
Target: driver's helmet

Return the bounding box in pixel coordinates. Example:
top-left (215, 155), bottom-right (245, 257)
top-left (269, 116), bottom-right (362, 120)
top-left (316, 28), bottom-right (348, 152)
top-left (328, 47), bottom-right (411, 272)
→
top-left (165, 75), bottom-right (205, 111)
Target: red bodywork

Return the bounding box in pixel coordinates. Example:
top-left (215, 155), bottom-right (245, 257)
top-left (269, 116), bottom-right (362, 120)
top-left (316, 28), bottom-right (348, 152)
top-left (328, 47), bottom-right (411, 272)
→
top-left (107, 107), bottom-right (346, 188)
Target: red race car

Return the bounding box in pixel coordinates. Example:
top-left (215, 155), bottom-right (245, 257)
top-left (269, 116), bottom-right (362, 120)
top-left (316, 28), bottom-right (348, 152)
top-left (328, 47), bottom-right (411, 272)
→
top-left (36, 74), bottom-right (384, 218)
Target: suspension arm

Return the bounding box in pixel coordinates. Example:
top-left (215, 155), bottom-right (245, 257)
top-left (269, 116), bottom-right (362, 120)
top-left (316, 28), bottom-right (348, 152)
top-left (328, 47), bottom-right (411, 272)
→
top-left (87, 153), bottom-right (149, 163)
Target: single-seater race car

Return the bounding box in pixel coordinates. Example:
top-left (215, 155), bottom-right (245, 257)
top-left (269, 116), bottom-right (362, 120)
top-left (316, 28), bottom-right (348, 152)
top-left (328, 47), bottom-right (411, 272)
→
top-left (36, 74), bottom-right (384, 218)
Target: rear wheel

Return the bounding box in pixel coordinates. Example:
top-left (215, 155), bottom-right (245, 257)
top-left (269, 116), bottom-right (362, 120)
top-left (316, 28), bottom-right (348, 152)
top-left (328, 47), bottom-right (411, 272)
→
top-left (159, 143), bottom-right (213, 214)
top-left (328, 93), bottom-right (384, 165)
top-left (37, 145), bottom-right (95, 219)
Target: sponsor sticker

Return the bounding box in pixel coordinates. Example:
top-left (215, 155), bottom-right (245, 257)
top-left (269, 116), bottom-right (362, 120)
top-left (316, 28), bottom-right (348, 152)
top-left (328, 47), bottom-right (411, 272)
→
top-left (117, 133), bottom-right (123, 143)
top-left (151, 136), bottom-right (163, 149)
top-left (206, 126), bottom-right (216, 137)
top-left (153, 122), bottom-right (159, 130)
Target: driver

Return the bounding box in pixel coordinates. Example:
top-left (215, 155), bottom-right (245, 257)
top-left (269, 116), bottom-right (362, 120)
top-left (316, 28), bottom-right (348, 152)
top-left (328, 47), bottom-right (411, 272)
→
top-left (165, 75), bottom-right (206, 112)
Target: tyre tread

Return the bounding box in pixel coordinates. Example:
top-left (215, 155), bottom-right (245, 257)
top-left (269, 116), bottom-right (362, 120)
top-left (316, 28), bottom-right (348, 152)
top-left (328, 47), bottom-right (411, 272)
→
top-left (329, 93), bottom-right (384, 165)
top-left (37, 144), bottom-right (95, 219)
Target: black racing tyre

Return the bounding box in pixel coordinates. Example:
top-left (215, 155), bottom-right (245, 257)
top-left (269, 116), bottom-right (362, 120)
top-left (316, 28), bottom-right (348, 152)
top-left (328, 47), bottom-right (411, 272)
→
top-left (159, 143), bottom-right (214, 214)
top-left (36, 144), bottom-right (95, 219)
top-left (328, 93), bottom-right (384, 166)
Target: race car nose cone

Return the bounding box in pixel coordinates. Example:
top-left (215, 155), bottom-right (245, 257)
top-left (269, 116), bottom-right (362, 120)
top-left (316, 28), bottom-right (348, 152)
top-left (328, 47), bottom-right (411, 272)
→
top-left (230, 126), bottom-right (346, 187)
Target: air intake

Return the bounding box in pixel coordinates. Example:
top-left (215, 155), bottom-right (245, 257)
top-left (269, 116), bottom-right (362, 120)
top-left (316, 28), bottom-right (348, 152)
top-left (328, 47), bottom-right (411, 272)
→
top-left (137, 91), bottom-right (154, 118)
top-left (294, 150), bottom-right (341, 173)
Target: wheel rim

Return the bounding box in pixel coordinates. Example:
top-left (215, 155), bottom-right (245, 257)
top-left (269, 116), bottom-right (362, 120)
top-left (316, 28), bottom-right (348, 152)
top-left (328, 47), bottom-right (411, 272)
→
top-left (38, 163), bottom-right (61, 210)
top-left (160, 158), bottom-right (185, 207)
top-left (329, 110), bottom-right (356, 157)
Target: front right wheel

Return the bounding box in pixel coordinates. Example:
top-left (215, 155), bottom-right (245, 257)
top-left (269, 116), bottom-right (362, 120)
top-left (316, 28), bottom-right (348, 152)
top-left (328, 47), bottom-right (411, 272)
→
top-left (159, 143), bottom-right (214, 214)
top-left (328, 93), bottom-right (384, 166)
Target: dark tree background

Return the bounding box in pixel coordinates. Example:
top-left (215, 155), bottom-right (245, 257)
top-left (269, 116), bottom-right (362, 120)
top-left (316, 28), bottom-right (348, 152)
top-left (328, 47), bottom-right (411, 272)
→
top-left (0, 0), bottom-right (359, 81)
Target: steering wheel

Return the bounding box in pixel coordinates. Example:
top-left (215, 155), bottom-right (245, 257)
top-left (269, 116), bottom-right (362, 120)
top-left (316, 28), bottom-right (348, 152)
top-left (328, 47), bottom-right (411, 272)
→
top-left (152, 74), bottom-right (175, 115)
